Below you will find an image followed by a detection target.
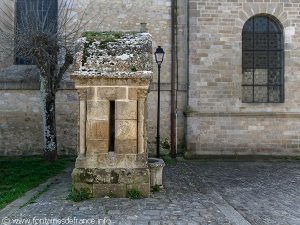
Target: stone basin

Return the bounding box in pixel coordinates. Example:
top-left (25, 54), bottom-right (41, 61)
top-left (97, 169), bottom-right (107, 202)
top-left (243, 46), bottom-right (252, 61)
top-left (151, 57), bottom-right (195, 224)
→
top-left (148, 158), bottom-right (165, 187)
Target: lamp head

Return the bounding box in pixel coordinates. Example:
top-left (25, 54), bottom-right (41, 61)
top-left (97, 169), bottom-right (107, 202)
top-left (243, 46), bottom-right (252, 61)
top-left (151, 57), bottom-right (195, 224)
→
top-left (155, 46), bottom-right (165, 65)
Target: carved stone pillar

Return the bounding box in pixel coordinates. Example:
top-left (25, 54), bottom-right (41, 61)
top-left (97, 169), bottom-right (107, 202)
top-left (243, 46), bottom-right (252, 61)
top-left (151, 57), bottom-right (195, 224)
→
top-left (137, 89), bottom-right (148, 155)
top-left (77, 88), bottom-right (87, 157)
top-left (138, 98), bottom-right (145, 154)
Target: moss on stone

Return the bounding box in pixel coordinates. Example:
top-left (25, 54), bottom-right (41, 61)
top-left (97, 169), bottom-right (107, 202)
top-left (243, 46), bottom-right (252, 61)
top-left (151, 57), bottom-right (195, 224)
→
top-left (81, 31), bottom-right (122, 66)
top-left (131, 66), bottom-right (137, 72)
top-left (81, 31), bottom-right (139, 65)
top-left (82, 31), bottom-right (124, 43)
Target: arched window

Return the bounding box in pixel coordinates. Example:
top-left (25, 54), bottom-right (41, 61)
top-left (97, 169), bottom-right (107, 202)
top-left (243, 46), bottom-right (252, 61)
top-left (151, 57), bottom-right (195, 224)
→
top-left (242, 15), bottom-right (284, 103)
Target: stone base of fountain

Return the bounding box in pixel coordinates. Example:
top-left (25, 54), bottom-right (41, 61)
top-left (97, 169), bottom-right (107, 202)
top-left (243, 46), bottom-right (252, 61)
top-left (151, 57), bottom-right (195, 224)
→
top-left (72, 167), bottom-right (150, 198)
top-left (148, 158), bottom-right (165, 187)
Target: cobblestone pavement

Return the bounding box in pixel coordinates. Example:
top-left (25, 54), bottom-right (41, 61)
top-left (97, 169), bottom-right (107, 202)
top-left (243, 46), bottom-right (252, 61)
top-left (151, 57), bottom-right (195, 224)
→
top-left (3, 161), bottom-right (300, 225)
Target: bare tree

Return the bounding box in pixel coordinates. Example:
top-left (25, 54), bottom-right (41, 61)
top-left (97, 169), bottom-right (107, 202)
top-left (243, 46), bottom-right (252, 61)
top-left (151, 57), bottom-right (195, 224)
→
top-left (0, 0), bottom-right (93, 161)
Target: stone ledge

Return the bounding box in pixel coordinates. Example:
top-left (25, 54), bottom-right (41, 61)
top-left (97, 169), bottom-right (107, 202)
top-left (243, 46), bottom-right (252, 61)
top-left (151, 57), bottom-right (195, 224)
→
top-left (0, 65), bottom-right (76, 90)
top-left (0, 81), bottom-right (75, 90)
top-left (150, 82), bottom-right (187, 91)
top-left (71, 71), bottom-right (153, 87)
top-left (184, 111), bottom-right (300, 118)
top-left (75, 153), bottom-right (148, 169)
top-left (72, 71), bottom-right (153, 79)
top-left (0, 80), bottom-right (188, 91)
top-left (184, 152), bottom-right (300, 161)
top-left (72, 168), bottom-right (150, 184)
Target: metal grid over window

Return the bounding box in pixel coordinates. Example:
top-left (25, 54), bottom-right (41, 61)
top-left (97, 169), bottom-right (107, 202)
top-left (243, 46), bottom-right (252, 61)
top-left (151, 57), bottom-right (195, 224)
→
top-left (242, 16), bottom-right (284, 103)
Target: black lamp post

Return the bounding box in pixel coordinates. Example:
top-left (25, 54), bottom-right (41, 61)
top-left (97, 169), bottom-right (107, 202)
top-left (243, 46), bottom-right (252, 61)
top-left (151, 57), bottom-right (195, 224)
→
top-left (154, 46), bottom-right (165, 158)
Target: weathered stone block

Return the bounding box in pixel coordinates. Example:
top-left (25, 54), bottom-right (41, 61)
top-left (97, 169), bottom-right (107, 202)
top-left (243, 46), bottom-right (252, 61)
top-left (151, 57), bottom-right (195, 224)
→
top-left (72, 168), bottom-right (150, 197)
top-left (115, 139), bottom-right (137, 154)
top-left (97, 153), bottom-right (126, 168)
top-left (93, 184), bottom-right (126, 198)
top-left (115, 120), bottom-right (137, 140)
top-left (87, 120), bottom-right (109, 140)
top-left (72, 168), bottom-right (83, 183)
top-left (86, 140), bottom-right (109, 155)
top-left (128, 88), bottom-right (149, 100)
top-left (95, 153), bottom-right (148, 169)
top-left (93, 169), bottom-right (114, 184)
top-left (87, 87), bottom-right (97, 101)
top-left (87, 100), bottom-right (109, 121)
top-left (126, 183), bottom-right (150, 198)
top-left (116, 100), bottom-right (137, 120)
top-left (72, 168), bottom-right (95, 184)
top-left (134, 154), bottom-right (148, 168)
top-left (128, 88), bottom-right (138, 100)
top-left (118, 168), bottom-right (150, 184)
top-left (97, 87), bottom-right (127, 100)
top-left (73, 182), bottom-right (93, 196)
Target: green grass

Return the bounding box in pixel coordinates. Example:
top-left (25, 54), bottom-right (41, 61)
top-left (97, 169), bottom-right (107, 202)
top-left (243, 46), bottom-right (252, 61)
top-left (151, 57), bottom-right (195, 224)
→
top-left (67, 188), bottom-right (91, 202)
top-left (82, 31), bottom-right (124, 44)
top-left (0, 156), bottom-right (74, 209)
top-left (151, 185), bottom-right (160, 193)
top-left (21, 183), bottom-right (52, 207)
top-left (161, 155), bottom-right (177, 165)
top-left (127, 189), bottom-right (142, 199)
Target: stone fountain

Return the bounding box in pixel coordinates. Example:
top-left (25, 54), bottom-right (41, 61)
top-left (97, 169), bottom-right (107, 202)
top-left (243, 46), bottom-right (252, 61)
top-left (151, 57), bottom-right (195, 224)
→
top-left (71, 32), bottom-right (153, 197)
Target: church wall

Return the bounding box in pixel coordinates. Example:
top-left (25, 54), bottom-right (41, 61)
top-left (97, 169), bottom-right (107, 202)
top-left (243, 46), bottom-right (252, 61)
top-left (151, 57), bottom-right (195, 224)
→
top-left (0, 89), bottom-right (78, 155)
top-left (186, 1), bottom-right (300, 156)
top-left (0, 0), bottom-right (189, 156)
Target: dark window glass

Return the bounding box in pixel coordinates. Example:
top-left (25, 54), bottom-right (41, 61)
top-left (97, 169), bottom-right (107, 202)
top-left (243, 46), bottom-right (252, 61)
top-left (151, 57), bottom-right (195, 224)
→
top-left (242, 15), bottom-right (284, 103)
top-left (109, 101), bottom-right (115, 152)
top-left (15, 0), bottom-right (58, 65)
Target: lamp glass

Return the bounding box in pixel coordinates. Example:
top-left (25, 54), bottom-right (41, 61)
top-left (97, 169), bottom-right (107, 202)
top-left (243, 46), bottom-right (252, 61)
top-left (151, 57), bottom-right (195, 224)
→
top-left (155, 46), bottom-right (165, 65)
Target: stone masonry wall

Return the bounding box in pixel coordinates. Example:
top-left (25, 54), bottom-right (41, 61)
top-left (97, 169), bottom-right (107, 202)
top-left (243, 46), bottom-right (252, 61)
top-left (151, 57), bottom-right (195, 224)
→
top-left (0, 90), bottom-right (78, 155)
top-left (0, 0), bottom-right (188, 156)
top-left (187, 1), bottom-right (300, 156)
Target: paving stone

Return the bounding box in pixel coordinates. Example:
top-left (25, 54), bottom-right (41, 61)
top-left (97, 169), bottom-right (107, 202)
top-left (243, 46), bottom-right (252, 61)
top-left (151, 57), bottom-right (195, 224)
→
top-left (4, 162), bottom-right (300, 225)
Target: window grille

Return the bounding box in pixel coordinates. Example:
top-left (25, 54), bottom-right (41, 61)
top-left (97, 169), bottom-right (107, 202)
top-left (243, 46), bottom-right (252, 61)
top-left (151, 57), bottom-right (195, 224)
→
top-left (242, 15), bottom-right (284, 103)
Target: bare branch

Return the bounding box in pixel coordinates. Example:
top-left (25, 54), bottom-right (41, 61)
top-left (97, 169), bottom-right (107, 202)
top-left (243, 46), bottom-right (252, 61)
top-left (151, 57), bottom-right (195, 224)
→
top-left (0, 0), bottom-right (98, 71)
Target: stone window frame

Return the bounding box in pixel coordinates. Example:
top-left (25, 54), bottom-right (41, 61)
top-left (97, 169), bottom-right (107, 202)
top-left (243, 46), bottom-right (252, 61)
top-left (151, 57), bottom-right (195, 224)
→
top-left (242, 14), bottom-right (284, 103)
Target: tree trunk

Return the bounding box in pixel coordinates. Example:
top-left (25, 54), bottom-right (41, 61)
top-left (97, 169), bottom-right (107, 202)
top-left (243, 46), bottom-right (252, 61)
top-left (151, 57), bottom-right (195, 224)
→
top-left (40, 75), bottom-right (57, 162)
